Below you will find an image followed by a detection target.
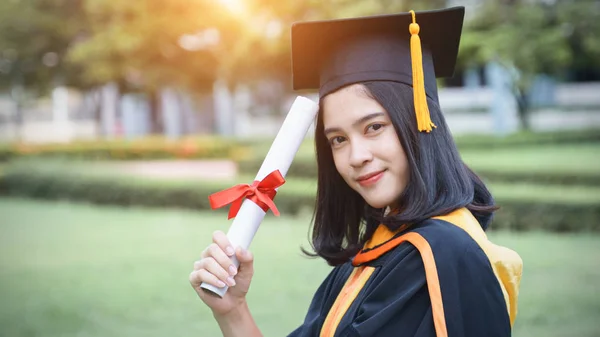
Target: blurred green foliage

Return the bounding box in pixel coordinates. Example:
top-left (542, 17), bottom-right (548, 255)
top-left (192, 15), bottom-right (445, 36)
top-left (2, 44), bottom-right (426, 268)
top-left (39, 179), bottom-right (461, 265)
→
top-left (460, 0), bottom-right (600, 129)
top-left (0, 0), bottom-right (87, 95)
top-left (0, 136), bottom-right (250, 161)
top-left (1, 0), bottom-right (599, 98)
top-left (461, 0), bottom-right (600, 77)
top-left (2, 128), bottom-right (599, 165)
top-left (1, 156), bottom-right (599, 232)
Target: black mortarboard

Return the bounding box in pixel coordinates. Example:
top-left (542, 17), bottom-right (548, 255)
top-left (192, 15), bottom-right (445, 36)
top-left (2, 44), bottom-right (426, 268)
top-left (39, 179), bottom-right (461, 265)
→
top-left (291, 6), bottom-right (465, 132)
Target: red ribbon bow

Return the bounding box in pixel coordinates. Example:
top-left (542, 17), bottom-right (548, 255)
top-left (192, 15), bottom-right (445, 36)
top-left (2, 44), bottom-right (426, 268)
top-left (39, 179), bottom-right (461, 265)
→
top-left (208, 170), bottom-right (286, 219)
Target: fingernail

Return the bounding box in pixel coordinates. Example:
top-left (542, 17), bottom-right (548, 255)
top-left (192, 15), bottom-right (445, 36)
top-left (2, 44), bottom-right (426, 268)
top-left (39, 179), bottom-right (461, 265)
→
top-left (227, 276), bottom-right (236, 287)
top-left (216, 280), bottom-right (226, 288)
top-left (229, 265), bottom-right (237, 276)
top-left (226, 246), bottom-right (235, 256)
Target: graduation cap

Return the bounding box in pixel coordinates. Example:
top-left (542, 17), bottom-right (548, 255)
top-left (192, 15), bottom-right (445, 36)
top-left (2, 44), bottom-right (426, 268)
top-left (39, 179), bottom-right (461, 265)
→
top-left (291, 6), bottom-right (465, 132)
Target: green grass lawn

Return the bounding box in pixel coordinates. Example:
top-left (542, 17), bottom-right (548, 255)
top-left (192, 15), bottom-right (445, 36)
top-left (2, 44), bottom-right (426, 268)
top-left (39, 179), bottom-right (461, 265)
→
top-left (461, 143), bottom-right (600, 176)
top-left (291, 141), bottom-right (600, 176)
top-left (1, 198), bottom-right (599, 337)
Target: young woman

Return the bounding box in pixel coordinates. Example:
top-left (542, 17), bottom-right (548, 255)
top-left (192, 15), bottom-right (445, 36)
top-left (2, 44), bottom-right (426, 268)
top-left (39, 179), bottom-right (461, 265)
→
top-left (189, 6), bottom-right (523, 337)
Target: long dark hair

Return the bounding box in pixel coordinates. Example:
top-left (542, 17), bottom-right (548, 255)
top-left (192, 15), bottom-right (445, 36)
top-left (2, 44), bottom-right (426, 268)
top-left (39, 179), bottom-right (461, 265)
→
top-left (304, 81), bottom-right (498, 266)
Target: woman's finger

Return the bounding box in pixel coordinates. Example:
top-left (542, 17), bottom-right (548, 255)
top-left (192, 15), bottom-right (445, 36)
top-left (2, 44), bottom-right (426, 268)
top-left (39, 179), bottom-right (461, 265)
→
top-left (196, 244), bottom-right (237, 275)
top-left (196, 257), bottom-right (236, 287)
top-left (212, 230), bottom-right (235, 257)
top-left (208, 243), bottom-right (238, 276)
top-left (189, 269), bottom-right (226, 289)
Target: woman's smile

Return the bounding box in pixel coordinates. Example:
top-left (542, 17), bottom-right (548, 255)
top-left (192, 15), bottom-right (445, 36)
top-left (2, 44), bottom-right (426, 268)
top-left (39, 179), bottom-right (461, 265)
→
top-left (356, 169), bottom-right (386, 187)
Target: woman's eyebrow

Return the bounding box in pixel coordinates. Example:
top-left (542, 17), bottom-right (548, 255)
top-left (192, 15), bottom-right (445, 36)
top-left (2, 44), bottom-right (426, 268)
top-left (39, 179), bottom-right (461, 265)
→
top-left (324, 112), bottom-right (385, 136)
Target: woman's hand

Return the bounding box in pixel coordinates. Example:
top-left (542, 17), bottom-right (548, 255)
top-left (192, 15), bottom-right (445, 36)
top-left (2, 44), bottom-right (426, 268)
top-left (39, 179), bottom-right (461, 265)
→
top-left (189, 230), bottom-right (255, 317)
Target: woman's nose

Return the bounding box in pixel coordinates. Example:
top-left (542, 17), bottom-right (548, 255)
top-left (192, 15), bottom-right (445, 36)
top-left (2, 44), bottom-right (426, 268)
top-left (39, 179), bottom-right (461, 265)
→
top-left (349, 140), bottom-right (373, 168)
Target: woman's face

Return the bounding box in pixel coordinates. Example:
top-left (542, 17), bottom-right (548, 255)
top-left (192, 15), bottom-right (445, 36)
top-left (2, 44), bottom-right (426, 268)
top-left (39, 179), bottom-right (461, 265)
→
top-left (322, 83), bottom-right (410, 210)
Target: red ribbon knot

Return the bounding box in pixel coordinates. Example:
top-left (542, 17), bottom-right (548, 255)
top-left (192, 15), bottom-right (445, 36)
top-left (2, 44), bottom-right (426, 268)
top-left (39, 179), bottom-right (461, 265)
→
top-left (208, 170), bottom-right (285, 219)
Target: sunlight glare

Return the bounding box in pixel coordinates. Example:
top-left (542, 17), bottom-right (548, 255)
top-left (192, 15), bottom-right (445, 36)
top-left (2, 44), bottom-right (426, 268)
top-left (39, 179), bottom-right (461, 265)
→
top-left (218, 0), bottom-right (246, 15)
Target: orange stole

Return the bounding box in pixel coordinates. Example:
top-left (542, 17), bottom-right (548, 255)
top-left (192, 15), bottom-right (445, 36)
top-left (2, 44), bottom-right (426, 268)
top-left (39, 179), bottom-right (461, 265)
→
top-left (319, 265), bottom-right (376, 337)
top-left (319, 232), bottom-right (448, 337)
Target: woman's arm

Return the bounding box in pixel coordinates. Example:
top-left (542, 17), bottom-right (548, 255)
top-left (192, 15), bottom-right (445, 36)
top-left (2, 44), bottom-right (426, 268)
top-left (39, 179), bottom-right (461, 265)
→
top-left (214, 300), bottom-right (263, 337)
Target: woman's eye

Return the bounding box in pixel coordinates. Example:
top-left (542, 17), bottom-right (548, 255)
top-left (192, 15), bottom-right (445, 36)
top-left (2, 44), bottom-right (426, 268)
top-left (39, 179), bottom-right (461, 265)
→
top-left (330, 136), bottom-right (346, 145)
top-left (367, 123), bottom-right (384, 132)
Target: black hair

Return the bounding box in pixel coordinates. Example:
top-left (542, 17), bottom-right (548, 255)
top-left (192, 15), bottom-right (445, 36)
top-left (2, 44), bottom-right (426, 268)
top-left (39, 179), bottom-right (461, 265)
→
top-left (303, 81), bottom-right (498, 266)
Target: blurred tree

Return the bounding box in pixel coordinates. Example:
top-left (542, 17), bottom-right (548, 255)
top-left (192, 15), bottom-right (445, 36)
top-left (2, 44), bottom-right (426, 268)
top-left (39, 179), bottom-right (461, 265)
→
top-left (67, 1), bottom-right (230, 91)
top-left (0, 0), bottom-right (88, 94)
top-left (0, 0), bottom-right (464, 137)
top-left (556, 0), bottom-right (600, 81)
top-left (235, 0), bottom-right (448, 87)
top-left (17, 0), bottom-right (596, 137)
top-left (66, 0), bottom-right (230, 133)
top-left (0, 0), bottom-right (88, 141)
top-left (223, 0), bottom-right (446, 117)
top-left (459, 0), bottom-right (600, 130)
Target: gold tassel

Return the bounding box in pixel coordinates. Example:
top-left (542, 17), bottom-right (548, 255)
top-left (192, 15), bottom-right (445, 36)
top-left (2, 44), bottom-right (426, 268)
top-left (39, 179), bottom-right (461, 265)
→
top-left (409, 10), bottom-right (436, 133)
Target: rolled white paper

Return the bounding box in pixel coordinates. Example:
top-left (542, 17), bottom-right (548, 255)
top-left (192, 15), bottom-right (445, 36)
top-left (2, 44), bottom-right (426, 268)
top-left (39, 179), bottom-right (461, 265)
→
top-left (200, 96), bottom-right (319, 298)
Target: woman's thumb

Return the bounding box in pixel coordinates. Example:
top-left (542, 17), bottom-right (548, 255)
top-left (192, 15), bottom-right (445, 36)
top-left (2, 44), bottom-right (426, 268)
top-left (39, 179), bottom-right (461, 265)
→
top-left (234, 247), bottom-right (254, 280)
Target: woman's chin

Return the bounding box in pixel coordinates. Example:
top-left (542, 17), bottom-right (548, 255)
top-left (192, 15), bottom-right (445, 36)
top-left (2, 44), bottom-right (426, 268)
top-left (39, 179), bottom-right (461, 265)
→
top-left (363, 197), bottom-right (393, 210)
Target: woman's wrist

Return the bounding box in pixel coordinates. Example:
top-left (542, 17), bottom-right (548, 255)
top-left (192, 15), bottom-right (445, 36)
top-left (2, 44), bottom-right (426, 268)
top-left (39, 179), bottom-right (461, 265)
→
top-left (214, 300), bottom-right (262, 337)
top-left (213, 299), bottom-right (248, 322)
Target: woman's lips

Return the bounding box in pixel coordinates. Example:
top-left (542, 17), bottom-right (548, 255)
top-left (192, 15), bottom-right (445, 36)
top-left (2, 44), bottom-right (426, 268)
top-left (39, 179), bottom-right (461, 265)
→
top-left (357, 170), bottom-right (385, 186)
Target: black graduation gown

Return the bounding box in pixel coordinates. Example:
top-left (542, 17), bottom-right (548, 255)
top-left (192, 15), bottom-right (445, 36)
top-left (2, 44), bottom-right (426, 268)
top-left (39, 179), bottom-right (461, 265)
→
top-left (287, 208), bottom-right (521, 337)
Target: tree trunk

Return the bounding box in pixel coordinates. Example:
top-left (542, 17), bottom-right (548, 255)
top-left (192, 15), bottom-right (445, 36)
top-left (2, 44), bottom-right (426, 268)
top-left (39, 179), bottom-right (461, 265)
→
top-left (10, 79), bottom-right (24, 143)
top-left (100, 82), bottom-right (119, 139)
top-left (148, 90), bottom-right (163, 134)
top-left (92, 88), bottom-right (103, 138)
top-left (515, 89), bottom-right (530, 131)
top-left (13, 93), bottom-right (23, 143)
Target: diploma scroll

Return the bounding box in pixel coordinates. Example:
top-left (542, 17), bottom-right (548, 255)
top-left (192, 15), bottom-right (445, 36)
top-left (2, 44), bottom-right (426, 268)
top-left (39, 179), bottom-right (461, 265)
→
top-left (200, 96), bottom-right (319, 298)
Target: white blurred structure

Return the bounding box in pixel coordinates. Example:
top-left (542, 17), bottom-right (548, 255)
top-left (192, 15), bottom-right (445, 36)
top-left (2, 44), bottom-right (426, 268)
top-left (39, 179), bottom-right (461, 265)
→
top-left (0, 80), bottom-right (600, 144)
